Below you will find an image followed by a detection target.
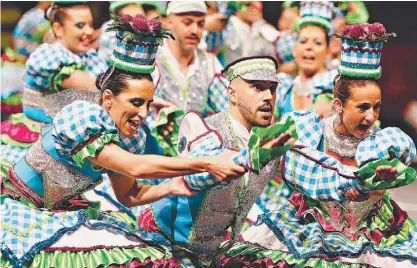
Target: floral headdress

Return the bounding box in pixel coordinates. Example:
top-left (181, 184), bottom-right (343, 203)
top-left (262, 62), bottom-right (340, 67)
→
top-left (106, 14), bottom-right (174, 73)
top-left (335, 22), bottom-right (396, 79)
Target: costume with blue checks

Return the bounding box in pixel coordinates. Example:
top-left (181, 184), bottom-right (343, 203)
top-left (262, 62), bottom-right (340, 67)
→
top-left (0, 101), bottom-right (180, 268)
top-left (13, 7), bottom-right (51, 57)
top-left (227, 110), bottom-right (417, 267)
top-left (0, 42), bottom-right (108, 171)
top-left (276, 69), bottom-right (338, 119)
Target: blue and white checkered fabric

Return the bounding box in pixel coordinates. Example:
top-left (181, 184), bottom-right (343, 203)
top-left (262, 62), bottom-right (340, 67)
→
top-left (99, 20), bottom-right (117, 62)
top-left (300, 1), bottom-right (333, 21)
top-left (290, 109), bottom-right (323, 147)
top-left (13, 7), bottom-right (48, 56)
top-left (119, 126), bottom-right (147, 155)
top-left (275, 31), bottom-right (297, 63)
top-left (356, 127), bottom-right (416, 166)
top-left (255, 201), bottom-right (417, 261)
top-left (283, 146), bottom-right (363, 201)
top-left (276, 72), bottom-right (295, 106)
top-left (204, 30), bottom-right (224, 53)
top-left (255, 179), bottom-right (293, 214)
top-left (205, 74), bottom-right (229, 114)
top-left (52, 101), bottom-right (119, 158)
top-left (0, 198), bottom-right (84, 266)
top-left (184, 132), bottom-right (250, 191)
top-left (26, 42), bottom-right (108, 91)
top-left (341, 39), bottom-right (383, 69)
top-left (0, 144), bottom-right (27, 165)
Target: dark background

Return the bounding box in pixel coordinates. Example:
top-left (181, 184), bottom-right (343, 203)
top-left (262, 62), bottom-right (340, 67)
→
top-left (2, 1), bottom-right (417, 141)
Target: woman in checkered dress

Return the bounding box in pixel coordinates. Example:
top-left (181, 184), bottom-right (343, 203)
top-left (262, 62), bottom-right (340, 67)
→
top-left (218, 25), bottom-right (417, 267)
top-left (0, 62), bottom-right (251, 267)
top-left (1, 2), bottom-right (108, 169)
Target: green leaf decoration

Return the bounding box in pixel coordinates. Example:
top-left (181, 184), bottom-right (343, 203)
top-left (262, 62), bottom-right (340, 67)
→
top-left (248, 116), bottom-right (298, 172)
top-left (356, 158), bottom-right (416, 190)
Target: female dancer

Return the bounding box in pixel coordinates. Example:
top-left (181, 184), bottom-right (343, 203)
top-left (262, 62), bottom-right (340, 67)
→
top-left (0, 14), bottom-right (250, 268)
top-left (220, 22), bottom-right (417, 268)
top-left (1, 2), bottom-right (108, 166)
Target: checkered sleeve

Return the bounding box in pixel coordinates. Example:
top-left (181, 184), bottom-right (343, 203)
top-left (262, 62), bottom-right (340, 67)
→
top-left (283, 147), bottom-right (365, 201)
top-left (52, 101), bottom-right (119, 165)
top-left (119, 127), bottom-right (147, 155)
top-left (206, 74), bottom-right (229, 113)
top-left (356, 127), bottom-right (417, 166)
top-left (275, 31), bottom-right (297, 63)
top-left (183, 132), bottom-right (250, 191)
top-left (26, 43), bottom-right (86, 92)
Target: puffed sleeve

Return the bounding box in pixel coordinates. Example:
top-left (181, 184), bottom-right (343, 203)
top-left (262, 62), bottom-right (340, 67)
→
top-left (354, 127), bottom-right (416, 190)
top-left (52, 100), bottom-right (119, 168)
top-left (26, 43), bottom-right (87, 92)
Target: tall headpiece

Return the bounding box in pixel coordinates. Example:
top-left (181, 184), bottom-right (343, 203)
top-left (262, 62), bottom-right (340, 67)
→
top-left (337, 22), bottom-right (395, 79)
top-left (297, 1), bottom-right (334, 32)
top-left (222, 56), bottom-right (280, 83)
top-left (105, 14), bottom-right (174, 74)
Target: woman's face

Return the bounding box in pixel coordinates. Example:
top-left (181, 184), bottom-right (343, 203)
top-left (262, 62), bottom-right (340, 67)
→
top-left (53, 5), bottom-right (94, 54)
top-left (337, 83), bottom-right (382, 138)
top-left (103, 79), bottom-right (155, 137)
top-left (293, 25), bottom-right (328, 76)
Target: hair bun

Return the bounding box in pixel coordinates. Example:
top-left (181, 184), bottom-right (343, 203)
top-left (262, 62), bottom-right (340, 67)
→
top-left (96, 73), bottom-right (105, 90)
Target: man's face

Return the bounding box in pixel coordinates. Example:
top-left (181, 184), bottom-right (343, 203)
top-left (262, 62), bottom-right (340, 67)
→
top-left (229, 77), bottom-right (277, 128)
top-left (238, 1), bottom-right (263, 24)
top-left (168, 13), bottom-right (205, 51)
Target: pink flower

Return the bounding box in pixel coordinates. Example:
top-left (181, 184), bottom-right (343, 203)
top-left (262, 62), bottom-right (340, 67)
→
top-left (369, 22), bottom-right (386, 36)
top-left (121, 14), bottom-right (133, 23)
top-left (132, 14), bottom-right (149, 32)
top-left (349, 24), bottom-right (365, 39)
top-left (342, 25), bottom-right (351, 36)
top-left (148, 19), bottom-right (162, 33)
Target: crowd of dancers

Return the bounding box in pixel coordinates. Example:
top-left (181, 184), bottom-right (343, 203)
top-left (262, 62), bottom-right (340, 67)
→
top-left (1, 1), bottom-right (416, 267)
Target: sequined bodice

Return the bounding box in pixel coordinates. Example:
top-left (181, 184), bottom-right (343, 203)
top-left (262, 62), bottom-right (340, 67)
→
top-left (320, 116), bottom-right (378, 234)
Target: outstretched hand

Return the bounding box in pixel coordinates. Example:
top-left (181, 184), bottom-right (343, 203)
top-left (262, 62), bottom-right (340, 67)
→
top-left (344, 187), bottom-right (386, 202)
top-left (205, 151), bottom-right (247, 183)
top-left (261, 131), bottom-right (295, 149)
top-left (375, 165), bottom-right (398, 183)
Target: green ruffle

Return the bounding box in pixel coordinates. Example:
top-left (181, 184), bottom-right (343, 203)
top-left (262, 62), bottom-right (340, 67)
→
top-left (9, 113), bottom-right (42, 133)
top-left (71, 133), bottom-right (119, 168)
top-left (224, 243), bottom-right (365, 268)
top-left (0, 159), bottom-right (12, 178)
top-left (1, 94), bottom-right (22, 105)
top-left (0, 134), bottom-right (33, 148)
top-left (52, 63), bottom-right (86, 92)
top-left (151, 107), bottom-right (185, 156)
top-left (248, 116), bottom-right (298, 172)
top-left (357, 158), bottom-right (416, 190)
top-left (0, 245), bottom-right (172, 268)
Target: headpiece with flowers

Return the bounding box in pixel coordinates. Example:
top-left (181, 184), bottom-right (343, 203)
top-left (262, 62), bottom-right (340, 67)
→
top-left (336, 22), bottom-right (395, 79)
top-left (105, 14), bottom-right (174, 73)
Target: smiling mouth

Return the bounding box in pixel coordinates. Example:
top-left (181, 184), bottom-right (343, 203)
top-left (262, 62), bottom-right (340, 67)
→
top-left (127, 117), bottom-right (141, 132)
top-left (303, 55), bottom-right (316, 62)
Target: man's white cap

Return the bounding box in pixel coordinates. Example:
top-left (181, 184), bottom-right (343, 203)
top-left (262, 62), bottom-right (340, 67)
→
top-left (166, 1), bottom-right (207, 15)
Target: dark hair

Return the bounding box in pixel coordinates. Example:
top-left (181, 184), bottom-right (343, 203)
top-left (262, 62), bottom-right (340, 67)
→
top-left (96, 67), bottom-right (153, 103)
top-left (298, 24), bottom-right (330, 46)
top-left (46, 2), bottom-right (90, 25)
top-left (333, 75), bottom-right (380, 105)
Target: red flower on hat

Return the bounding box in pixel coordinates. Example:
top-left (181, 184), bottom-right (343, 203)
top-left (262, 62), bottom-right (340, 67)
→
top-left (132, 14), bottom-right (149, 32)
top-left (148, 18), bottom-right (162, 33)
top-left (121, 14), bottom-right (133, 23)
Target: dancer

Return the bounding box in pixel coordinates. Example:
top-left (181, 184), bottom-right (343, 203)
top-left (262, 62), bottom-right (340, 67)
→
top-left (220, 22), bottom-right (417, 268)
top-left (0, 16), bottom-right (247, 268)
top-left (1, 1), bottom-right (108, 166)
top-left (276, 1), bottom-right (338, 120)
top-left (148, 2), bottom-right (229, 156)
top-left (94, 55), bottom-right (299, 266)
